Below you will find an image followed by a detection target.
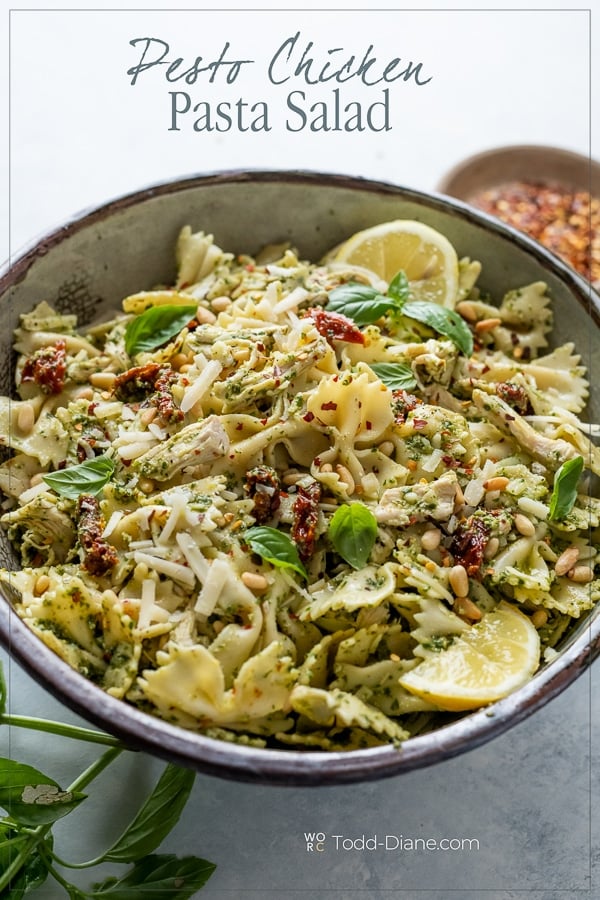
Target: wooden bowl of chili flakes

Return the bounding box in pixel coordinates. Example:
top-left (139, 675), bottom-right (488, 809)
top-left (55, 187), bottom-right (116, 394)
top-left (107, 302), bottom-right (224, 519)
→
top-left (437, 145), bottom-right (600, 289)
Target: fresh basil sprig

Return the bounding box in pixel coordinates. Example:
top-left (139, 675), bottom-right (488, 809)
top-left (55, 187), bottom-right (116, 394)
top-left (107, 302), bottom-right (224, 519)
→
top-left (326, 272), bottom-right (473, 356)
top-left (548, 455), bottom-right (584, 521)
top-left (328, 503), bottom-right (378, 569)
top-left (326, 283), bottom-right (401, 326)
top-left (0, 661), bottom-right (215, 898)
top-left (124, 304), bottom-right (198, 356)
top-left (369, 362), bottom-right (417, 391)
top-left (43, 455), bottom-right (115, 500)
top-left (244, 526), bottom-right (307, 579)
top-left (400, 301), bottom-right (473, 357)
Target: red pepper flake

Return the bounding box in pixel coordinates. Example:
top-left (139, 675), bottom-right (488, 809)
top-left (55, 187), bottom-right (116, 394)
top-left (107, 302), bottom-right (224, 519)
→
top-left (366, 420), bottom-right (372, 430)
top-left (302, 411), bottom-right (315, 423)
top-left (413, 419), bottom-right (428, 430)
top-left (236, 423), bottom-right (244, 431)
top-left (321, 401), bottom-right (338, 411)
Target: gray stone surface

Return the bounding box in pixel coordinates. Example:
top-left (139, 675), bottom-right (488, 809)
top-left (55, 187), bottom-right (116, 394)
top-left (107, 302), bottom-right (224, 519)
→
top-left (0, 646), bottom-right (596, 899)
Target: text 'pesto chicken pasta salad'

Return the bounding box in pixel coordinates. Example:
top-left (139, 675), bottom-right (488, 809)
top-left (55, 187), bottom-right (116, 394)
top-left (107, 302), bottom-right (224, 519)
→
top-left (1, 220), bottom-right (599, 750)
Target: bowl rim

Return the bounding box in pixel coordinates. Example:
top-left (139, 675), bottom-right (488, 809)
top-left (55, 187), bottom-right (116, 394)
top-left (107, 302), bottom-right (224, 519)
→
top-left (1, 168), bottom-right (599, 785)
top-left (436, 143), bottom-right (600, 198)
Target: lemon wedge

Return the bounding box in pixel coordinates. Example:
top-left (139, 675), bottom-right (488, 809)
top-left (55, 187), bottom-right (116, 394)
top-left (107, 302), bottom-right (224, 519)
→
top-left (398, 602), bottom-right (541, 712)
top-left (332, 219), bottom-right (460, 308)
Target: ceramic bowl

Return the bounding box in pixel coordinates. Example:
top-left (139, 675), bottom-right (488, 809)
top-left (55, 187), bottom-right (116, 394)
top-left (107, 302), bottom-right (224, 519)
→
top-left (436, 144), bottom-right (600, 200)
top-left (0, 171), bottom-right (598, 785)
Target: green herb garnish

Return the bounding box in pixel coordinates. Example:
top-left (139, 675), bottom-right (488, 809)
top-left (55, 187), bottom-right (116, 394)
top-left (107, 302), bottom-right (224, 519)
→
top-left (548, 455), bottom-right (584, 521)
top-left (0, 662), bottom-right (215, 897)
top-left (327, 503), bottom-right (378, 569)
top-left (124, 304), bottom-right (198, 356)
top-left (243, 526), bottom-right (307, 579)
top-left (43, 456), bottom-right (115, 500)
top-left (369, 362), bottom-right (417, 391)
top-left (326, 273), bottom-right (473, 356)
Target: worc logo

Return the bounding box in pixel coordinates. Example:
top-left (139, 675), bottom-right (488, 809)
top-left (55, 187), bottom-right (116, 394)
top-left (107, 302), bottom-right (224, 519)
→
top-left (304, 832), bottom-right (326, 852)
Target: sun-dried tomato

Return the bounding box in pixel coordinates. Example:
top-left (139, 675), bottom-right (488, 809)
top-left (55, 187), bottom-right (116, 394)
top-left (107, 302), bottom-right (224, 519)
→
top-left (495, 382), bottom-right (532, 415)
top-left (305, 308), bottom-right (365, 345)
top-left (20, 340), bottom-right (67, 395)
top-left (113, 363), bottom-right (183, 422)
top-left (113, 364), bottom-right (162, 401)
top-left (245, 465), bottom-right (281, 524)
top-left (292, 480), bottom-right (321, 561)
top-left (77, 494), bottom-right (118, 576)
top-left (450, 515), bottom-right (490, 578)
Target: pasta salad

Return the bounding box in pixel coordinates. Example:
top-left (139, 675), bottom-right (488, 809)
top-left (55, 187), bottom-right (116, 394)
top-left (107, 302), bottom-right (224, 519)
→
top-left (0, 222), bottom-right (598, 751)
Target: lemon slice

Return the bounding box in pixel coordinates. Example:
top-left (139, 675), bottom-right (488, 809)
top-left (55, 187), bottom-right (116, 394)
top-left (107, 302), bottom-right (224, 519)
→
top-left (332, 220), bottom-right (459, 308)
top-left (398, 602), bottom-right (540, 712)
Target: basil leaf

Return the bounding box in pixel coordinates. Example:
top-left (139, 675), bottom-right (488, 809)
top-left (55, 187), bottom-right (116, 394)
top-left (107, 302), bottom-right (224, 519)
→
top-left (328, 503), bottom-right (378, 569)
top-left (326, 283), bottom-right (401, 325)
top-left (0, 827), bottom-right (52, 899)
top-left (90, 854), bottom-right (216, 899)
top-left (387, 270), bottom-right (409, 305)
top-left (124, 304), bottom-right (198, 356)
top-left (102, 764), bottom-right (195, 863)
top-left (401, 301), bottom-right (474, 356)
top-left (0, 759), bottom-right (86, 826)
top-left (243, 526), bottom-right (307, 580)
top-left (549, 456), bottom-right (584, 521)
top-left (43, 456), bottom-right (115, 501)
top-left (370, 362), bottom-right (417, 391)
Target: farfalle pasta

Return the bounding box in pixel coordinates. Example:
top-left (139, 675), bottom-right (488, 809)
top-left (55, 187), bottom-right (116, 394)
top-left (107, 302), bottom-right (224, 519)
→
top-left (0, 225), bottom-right (598, 750)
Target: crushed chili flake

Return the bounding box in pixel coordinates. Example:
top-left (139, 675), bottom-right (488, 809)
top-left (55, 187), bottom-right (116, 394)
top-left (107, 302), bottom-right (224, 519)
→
top-left (470, 180), bottom-right (600, 286)
top-left (321, 401), bottom-right (338, 411)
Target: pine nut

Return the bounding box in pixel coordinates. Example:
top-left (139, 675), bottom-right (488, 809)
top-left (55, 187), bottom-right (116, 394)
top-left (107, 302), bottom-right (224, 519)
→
top-left (179, 364), bottom-right (192, 374)
top-left (453, 597), bottom-right (482, 621)
top-left (379, 441), bottom-right (394, 457)
top-left (320, 463), bottom-right (333, 473)
top-left (17, 403), bottom-right (35, 434)
top-left (90, 372), bottom-right (117, 391)
top-left (449, 564), bottom-right (469, 598)
top-left (213, 620), bottom-right (224, 635)
top-left (34, 574), bottom-right (50, 596)
top-left (29, 473), bottom-right (45, 487)
top-left (484, 537), bottom-right (499, 559)
top-left (568, 564), bottom-right (594, 583)
top-left (282, 471), bottom-right (304, 485)
top-left (554, 546), bottom-right (580, 576)
top-left (514, 513), bottom-right (536, 536)
top-left (139, 478), bottom-right (155, 494)
top-left (421, 528), bottom-right (441, 551)
top-left (513, 346), bottom-right (524, 359)
top-left (76, 387), bottom-right (94, 401)
top-left (531, 609), bottom-right (548, 628)
top-left (170, 353), bottom-right (189, 370)
top-left (475, 317), bottom-right (502, 333)
top-left (211, 296), bottom-right (232, 312)
top-left (140, 407), bottom-right (158, 426)
top-left (335, 464), bottom-right (355, 494)
top-left (454, 483), bottom-right (465, 511)
top-left (456, 301), bottom-right (478, 322)
top-left (483, 476), bottom-right (509, 492)
top-left (196, 306), bottom-right (217, 324)
top-left (241, 571), bottom-right (269, 592)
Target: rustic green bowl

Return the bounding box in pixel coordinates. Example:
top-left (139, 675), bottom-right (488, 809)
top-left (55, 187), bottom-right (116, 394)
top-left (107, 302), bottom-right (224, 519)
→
top-left (0, 171), bottom-right (598, 784)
